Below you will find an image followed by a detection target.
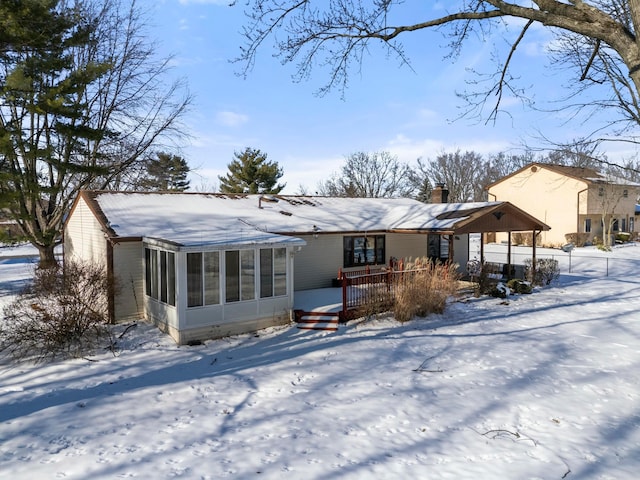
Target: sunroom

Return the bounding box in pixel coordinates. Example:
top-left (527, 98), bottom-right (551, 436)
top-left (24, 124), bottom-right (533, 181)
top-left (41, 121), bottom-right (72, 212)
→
top-left (142, 232), bottom-right (305, 345)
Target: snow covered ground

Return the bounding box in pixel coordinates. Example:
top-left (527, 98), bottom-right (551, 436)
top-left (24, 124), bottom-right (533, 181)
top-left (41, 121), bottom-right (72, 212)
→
top-left (1, 244), bottom-right (639, 479)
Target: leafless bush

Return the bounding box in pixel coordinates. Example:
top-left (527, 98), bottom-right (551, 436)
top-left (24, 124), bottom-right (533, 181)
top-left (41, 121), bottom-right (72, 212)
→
top-left (564, 232), bottom-right (590, 247)
top-left (393, 259), bottom-right (460, 322)
top-left (525, 258), bottom-right (560, 286)
top-left (0, 260), bottom-right (115, 362)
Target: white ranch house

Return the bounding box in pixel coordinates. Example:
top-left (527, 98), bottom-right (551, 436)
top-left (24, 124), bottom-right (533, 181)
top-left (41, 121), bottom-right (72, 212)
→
top-left (64, 191), bottom-right (549, 344)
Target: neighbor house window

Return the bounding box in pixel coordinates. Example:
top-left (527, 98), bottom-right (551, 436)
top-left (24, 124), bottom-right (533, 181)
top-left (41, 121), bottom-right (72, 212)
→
top-left (623, 189), bottom-right (629, 198)
top-left (260, 248), bottom-right (287, 298)
top-left (613, 219), bottom-right (619, 232)
top-left (145, 247), bottom-right (175, 307)
top-left (584, 218), bottom-right (592, 233)
top-left (343, 235), bottom-right (385, 267)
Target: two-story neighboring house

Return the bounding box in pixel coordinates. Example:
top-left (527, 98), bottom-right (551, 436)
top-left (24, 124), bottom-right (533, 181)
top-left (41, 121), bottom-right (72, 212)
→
top-left (487, 163), bottom-right (640, 246)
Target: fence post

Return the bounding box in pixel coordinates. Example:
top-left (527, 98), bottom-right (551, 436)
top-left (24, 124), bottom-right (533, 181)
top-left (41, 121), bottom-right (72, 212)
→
top-left (342, 274), bottom-right (348, 319)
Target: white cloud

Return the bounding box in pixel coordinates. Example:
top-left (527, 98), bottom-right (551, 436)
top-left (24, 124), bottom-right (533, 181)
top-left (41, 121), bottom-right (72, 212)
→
top-left (385, 134), bottom-right (512, 164)
top-left (216, 111), bottom-right (249, 127)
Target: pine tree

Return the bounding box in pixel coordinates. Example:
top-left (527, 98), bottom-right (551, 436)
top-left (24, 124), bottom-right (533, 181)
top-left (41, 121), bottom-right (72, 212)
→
top-left (139, 152), bottom-right (190, 191)
top-left (218, 148), bottom-right (285, 194)
top-left (0, 0), bottom-right (190, 267)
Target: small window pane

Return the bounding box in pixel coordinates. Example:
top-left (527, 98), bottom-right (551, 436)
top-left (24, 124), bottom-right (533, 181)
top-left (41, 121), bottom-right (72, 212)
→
top-left (145, 248), bottom-right (152, 296)
top-left (150, 249), bottom-right (158, 299)
top-left (375, 236), bottom-right (385, 264)
top-left (167, 252), bottom-right (175, 306)
top-left (365, 237), bottom-right (375, 263)
top-left (225, 250), bottom-right (240, 303)
top-left (160, 251), bottom-right (168, 303)
top-left (241, 250), bottom-right (255, 301)
top-left (343, 237), bottom-right (354, 267)
top-left (187, 252), bottom-right (203, 307)
top-left (260, 249), bottom-right (273, 298)
top-left (353, 237), bottom-right (366, 265)
top-left (274, 248), bottom-right (287, 296)
top-left (204, 252), bottom-right (220, 305)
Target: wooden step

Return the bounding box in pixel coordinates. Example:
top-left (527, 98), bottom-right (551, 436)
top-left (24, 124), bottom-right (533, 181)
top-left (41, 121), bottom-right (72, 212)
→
top-left (295, 310), bottom-right (340, 331)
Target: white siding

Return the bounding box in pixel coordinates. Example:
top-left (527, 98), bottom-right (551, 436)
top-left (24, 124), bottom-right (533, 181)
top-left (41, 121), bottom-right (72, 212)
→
top-left (112, 241), bottom-right (144, 321)
top-left (294, 234), bottom-right (343, 290)
top-left (294, 232), bottom-right (440, 291)
top-left (386, 232), bottom-right (428, 261)
top-left (64, 197), bottom-right (107, 265)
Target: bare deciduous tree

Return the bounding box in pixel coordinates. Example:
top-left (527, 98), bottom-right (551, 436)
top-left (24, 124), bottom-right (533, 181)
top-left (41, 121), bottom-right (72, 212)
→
top-left (237, 1), bottom-right (640, 141)
top-left (0, 0), bottom-right (191, 267)
top-left (317, 151), bottom-right (414, 197)
top-left (414, 150), bottom-right (485, 202)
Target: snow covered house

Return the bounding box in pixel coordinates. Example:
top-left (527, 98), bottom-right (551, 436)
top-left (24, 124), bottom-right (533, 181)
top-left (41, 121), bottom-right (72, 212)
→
top-left (64, 191), bottom-right (549, 344)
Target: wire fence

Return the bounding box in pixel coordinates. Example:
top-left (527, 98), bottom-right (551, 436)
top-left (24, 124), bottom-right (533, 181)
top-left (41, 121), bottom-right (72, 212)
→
top-left (481, 245), bottom-right (638, 278)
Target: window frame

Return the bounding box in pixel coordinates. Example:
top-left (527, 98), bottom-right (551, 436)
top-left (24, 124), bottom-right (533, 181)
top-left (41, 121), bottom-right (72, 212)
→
top-left (343, 235), bottom-right (385, 268)
top-left (260, 247), bottom-right (287, 298)
top-left (145, 247), bottom-right (176, 307)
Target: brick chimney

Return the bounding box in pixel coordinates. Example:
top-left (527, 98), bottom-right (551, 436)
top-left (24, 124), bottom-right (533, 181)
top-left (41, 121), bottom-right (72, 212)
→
top-left (431, 183), bottom-right (449, 203)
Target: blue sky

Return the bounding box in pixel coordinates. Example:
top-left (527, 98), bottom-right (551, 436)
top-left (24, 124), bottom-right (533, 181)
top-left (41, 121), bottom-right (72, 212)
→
top-left (145, 1), bottom-right (635, 193)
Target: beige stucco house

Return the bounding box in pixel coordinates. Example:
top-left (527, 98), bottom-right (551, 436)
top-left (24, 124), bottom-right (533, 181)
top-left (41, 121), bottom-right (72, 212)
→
top-left (487, 163), bottom-right (640, 247)
top-left (64, 191), bottom-right (548, 344)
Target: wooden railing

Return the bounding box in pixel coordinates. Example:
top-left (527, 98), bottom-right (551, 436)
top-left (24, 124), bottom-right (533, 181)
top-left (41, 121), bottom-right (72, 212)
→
top-left (339, 266), bottom-right (433, 320)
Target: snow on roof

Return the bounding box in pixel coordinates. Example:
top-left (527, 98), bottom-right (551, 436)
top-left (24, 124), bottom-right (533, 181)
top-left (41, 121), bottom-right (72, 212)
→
top-left (89, 192), bottom-right (500, 246)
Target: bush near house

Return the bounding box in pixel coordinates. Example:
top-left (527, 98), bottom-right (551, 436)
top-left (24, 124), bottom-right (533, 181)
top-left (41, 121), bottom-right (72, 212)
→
top-left (564, 232), bottom-right (590, 247)
top-left (615, 232), bottom-right (632, 243)
top-left (511, 232), bottom-right (541, 247)
top-left (0, 260), bottom-right (116, 363)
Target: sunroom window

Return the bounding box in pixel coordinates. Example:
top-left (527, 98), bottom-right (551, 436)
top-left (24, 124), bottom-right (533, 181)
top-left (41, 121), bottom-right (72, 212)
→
top-left (260, 248), bottom-right (287, 297)
top-left (225, 250), bottom-right (255, 303)
top-left (145, 247), bottom-right (175, 307)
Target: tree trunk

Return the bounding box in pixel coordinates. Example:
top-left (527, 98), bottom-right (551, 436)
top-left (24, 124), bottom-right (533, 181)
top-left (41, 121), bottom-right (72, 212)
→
top-left (37, 244), bottom-right (59, 269)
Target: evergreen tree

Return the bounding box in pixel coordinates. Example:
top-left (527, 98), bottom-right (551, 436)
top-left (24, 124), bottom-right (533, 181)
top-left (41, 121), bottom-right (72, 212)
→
top-left (0, 0), bottom-right (190, 267)
top-left (218, 148), bottom-right (285, 194)
top-left (139, 152), bottom-right (190, 191)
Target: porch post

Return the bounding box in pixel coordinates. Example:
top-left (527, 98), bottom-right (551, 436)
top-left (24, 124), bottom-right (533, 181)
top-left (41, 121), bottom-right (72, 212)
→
top-left (480, 232), bottom-right (485, 263)
top-left (507, 231), bottom-right (512, 279)
top-left (448, 234), bottom-right (454, 263)
top-left (532, 229), bottom-right (537, 282)
top-left (341, 275), bottom-right (348, 321)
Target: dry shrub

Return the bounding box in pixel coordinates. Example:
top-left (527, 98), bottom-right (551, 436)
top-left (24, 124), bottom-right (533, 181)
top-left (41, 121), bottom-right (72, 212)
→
top-left (393, 258), bottom-right (460, 322)
top-left (0, 260), bottom-right (115, 363)
top-left (524, 258), bottom-right (560, 286)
